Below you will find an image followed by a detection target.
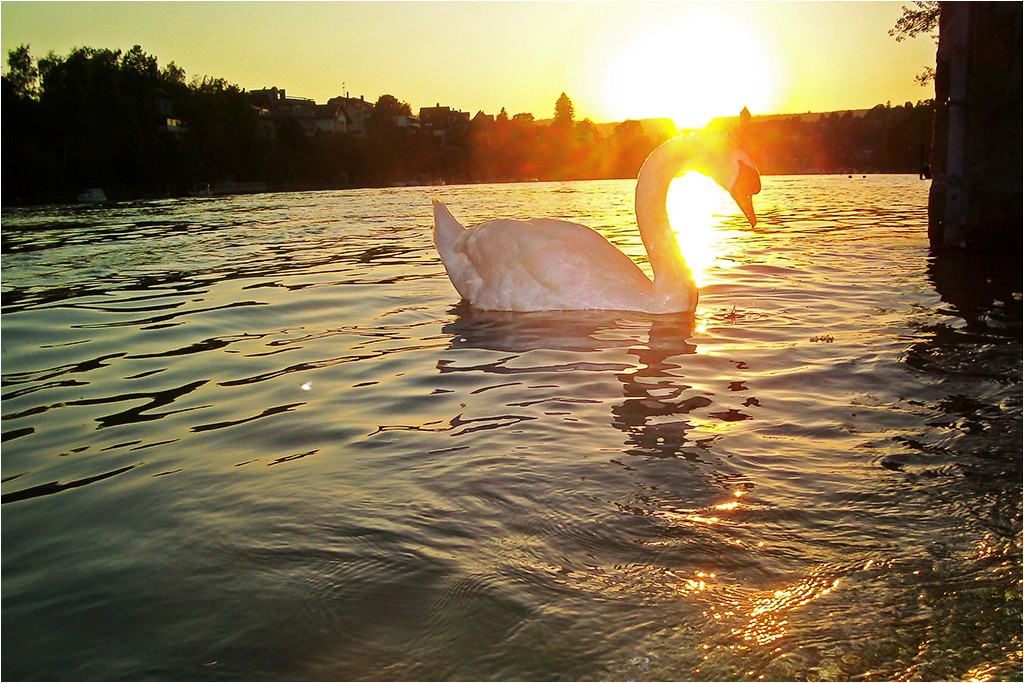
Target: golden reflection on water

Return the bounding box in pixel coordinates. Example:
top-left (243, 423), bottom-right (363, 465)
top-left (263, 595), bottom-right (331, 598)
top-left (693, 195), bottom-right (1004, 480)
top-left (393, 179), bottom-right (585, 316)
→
top-left (657, 488), bottom-right (853, 654)
top-left (668, 569), bottom-right (718, 596)
top-left (963, 662), bottom-right (1002, 682)
top-left (666, 171), bottom-right (736, 287)
top-left (739, 576), bottom-right (842, 646)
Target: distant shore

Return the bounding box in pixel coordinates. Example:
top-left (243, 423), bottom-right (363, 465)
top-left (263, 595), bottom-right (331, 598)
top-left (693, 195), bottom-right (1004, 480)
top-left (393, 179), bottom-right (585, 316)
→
top-left (3, 44), bottom-right (934, 207)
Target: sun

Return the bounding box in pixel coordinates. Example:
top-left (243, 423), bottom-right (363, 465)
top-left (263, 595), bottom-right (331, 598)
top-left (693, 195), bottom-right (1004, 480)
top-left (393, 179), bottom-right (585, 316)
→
top-left (600, 15), bottom-right (775, 130)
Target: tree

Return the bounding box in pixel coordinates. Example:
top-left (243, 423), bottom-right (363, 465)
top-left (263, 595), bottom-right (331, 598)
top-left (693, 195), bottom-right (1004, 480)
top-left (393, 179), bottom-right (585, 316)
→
top-left (890, 2), bottom-right (939, 86)
top-left (4, 45), bottom-right (46, 203)
top-left (122, 44), bottom-right (158, 78)
top-left (553, 92), bottom-right (575, 129)
top-left (914, 66), bottom-right (936, 87)
top-left (889, 1), bottom-right (940, 42)
top-left (5, 44), bottom-right (38, 99)
top-left (370, 93), bottom-right (412, 130)
top-left (610, 120), bottom-right (653, 177)
top-left (162, 61), bottom-right (186, 86)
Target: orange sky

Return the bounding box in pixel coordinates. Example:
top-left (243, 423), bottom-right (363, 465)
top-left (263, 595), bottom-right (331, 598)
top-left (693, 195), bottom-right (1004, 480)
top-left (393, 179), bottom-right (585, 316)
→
top-left (2, 1), bottom-right (938, 129)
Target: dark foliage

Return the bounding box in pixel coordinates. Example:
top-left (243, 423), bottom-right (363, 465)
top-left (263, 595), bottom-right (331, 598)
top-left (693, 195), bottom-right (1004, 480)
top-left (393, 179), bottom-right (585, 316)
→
top-left (890, 1), bottom-right (940, 42)
top-left (3, 44), bottom-right (934, 206)
top-left (731, 102), bottom-right (936, 175)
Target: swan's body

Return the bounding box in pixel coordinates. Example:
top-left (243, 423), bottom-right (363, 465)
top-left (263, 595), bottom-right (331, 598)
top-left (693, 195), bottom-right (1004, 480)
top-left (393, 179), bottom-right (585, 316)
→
top-left (433, 132), bottom-right (760, 313)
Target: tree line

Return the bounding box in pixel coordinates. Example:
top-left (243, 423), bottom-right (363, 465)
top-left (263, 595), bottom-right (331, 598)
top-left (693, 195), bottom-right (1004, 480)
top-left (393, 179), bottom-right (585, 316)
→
top-left (2, 44), bottom-right (934, 206)
top-left (729, 102), bottom-right (935, 176)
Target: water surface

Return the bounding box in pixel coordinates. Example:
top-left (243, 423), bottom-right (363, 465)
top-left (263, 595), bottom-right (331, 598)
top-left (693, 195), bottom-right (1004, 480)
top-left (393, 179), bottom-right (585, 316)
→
top-left (2, 177), bottom-right (1021, 681)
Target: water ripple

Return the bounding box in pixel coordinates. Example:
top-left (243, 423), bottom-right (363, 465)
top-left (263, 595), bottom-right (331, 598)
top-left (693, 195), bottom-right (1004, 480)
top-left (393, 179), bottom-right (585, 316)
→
top-left (1, 180), bottom-right (1019, 681)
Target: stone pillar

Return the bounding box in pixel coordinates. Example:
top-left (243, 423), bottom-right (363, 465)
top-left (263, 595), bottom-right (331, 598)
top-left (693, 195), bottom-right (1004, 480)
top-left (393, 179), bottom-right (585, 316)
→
top-left (928, 2), bottom-right (1022, 254)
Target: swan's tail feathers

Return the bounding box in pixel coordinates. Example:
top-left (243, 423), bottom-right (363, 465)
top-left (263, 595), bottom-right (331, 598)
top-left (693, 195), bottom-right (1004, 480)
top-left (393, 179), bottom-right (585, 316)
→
top-left (432, 198), bottom-right (478, 301)
top-left (432, 198), bottom-right (466, 261)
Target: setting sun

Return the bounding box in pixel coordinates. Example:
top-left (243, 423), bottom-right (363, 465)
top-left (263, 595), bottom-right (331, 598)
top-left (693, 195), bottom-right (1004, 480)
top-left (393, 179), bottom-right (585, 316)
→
top-left (600, 14), bottom-right (776, 130)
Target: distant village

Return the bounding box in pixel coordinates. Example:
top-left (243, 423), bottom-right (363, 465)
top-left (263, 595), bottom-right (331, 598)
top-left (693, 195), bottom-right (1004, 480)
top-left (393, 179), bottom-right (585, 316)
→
top-left (2, 43), bottom-right (936, 205)
top-left (248, 87), bottom-right (472, 139)
top-left (243, 86), bottom-right (935, 179)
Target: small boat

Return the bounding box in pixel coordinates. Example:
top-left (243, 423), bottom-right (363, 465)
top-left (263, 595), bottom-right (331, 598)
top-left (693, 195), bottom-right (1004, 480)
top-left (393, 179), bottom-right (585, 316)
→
top-left (189, 183), bottom-right (212, 197)
top-left (77, 188), bottom-right (107, 203)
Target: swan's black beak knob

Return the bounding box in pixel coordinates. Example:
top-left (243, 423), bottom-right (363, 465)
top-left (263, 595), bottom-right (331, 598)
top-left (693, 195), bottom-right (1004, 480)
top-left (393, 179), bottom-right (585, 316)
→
top-left (730, 160), bottom-right (761, 227)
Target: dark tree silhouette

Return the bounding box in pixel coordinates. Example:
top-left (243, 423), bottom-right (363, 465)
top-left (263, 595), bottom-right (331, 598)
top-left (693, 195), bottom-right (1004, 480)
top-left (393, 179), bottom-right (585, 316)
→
top-left (553, 92), bottom-right (575, 129)
top-left (370, 94), bottom-right (412, 130)
top-left (890, 0), bottom-right (940, 85)
top-left (5, 44), bottom-right (38, 99)
top-left (890, 1), bottom-right (940, 42)
top-left (1, 44), bottom-right (936, 205)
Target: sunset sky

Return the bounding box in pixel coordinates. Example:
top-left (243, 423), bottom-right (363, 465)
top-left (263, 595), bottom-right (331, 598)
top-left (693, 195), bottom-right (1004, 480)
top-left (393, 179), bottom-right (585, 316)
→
top-left (2, 1), bottom-right (938, 129)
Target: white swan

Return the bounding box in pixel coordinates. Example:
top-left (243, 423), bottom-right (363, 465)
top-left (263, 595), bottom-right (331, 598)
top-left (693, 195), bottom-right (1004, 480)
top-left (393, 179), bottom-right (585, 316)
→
top-left (432, 132), bottom-right (760, 313)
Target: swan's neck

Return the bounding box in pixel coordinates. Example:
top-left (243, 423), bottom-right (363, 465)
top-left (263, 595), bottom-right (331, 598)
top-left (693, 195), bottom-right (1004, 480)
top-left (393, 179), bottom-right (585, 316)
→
top-left (635, 138), bottom-right (690, 286)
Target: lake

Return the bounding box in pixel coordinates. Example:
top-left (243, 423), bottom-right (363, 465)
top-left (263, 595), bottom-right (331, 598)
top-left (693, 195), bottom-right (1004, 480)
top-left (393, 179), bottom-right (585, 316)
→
top-left (2, 177), bottom-right (1020, 681)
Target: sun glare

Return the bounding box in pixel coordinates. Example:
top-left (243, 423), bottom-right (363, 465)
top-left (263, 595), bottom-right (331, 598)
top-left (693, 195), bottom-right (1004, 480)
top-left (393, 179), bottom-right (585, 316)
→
top-left (667, 171), bottom-right (734, 286)
top-left (601, 15), bottom-right (774, 130)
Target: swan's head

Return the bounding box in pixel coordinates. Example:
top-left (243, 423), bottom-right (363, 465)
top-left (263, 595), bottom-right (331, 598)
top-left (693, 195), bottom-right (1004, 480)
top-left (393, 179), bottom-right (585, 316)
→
top-left (699, 134), bottom-right (761, 227)
top-left (728, 156), bottom-right (760, 228)
top-left (639, 132), bottom-right (762, 228)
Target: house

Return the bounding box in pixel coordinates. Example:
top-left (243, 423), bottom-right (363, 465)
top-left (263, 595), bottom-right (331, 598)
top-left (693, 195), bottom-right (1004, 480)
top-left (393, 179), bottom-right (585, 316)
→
top-left (159, 118), bottom-right (187, 135)
top-left (248, 87), bottom-right (318, 136)
top-left (420, 103), bottom-right (471, 140)
top-left (151, 89), bottom-right (188, 136)
top-left (315, 101), bottom-right (347, 134)
top-left (471, 111), bottom-right (495, 126)
top-left (394, 114), bottom-right (420, 132)
top-left (420, 104), bottom-right (451, 131)
top-left (324, 94), bottom-right (373, 137)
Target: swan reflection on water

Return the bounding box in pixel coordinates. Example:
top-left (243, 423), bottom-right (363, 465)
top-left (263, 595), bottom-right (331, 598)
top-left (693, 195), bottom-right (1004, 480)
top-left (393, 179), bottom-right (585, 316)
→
top-left (440, 306), bottom-right (730, 463)
top-left (440, 303), bottom-right (696, 354)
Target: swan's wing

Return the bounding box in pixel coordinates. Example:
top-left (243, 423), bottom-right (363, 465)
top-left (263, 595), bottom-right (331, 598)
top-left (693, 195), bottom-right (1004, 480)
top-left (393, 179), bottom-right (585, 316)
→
top-left (457, 217), bottom-right (653, 311)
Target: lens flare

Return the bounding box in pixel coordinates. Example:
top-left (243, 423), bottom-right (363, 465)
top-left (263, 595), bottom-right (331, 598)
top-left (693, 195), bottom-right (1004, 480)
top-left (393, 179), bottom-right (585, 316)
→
top-left (667, 171), bottom-right (734, 286)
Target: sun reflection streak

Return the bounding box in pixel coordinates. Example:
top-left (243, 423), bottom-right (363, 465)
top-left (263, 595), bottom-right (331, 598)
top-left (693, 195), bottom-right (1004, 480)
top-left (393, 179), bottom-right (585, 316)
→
top-left (667, 171), bottom-right (731, 287)
top-left (668, 569), bottom-right (719, 596)
top-left (737, 576), bottom-right (842, 645)
top-left (656, 492), bottom-right (853, 653)
top-left (963, 662), bottom-right (1001, 682)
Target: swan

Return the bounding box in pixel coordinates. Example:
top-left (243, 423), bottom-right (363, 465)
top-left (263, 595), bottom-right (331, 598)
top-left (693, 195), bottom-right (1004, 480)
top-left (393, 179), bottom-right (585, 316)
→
top-left (432, 132), bottom-right (760, 313)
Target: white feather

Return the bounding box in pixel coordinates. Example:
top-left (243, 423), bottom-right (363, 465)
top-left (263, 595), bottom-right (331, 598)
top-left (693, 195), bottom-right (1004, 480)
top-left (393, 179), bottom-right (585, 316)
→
top-left (432, 133), bottom-right (759, 313)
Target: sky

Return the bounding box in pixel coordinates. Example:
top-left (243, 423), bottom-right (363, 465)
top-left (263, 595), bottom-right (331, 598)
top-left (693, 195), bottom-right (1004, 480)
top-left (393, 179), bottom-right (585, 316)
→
top-left (1, 1), bottom-right (938, 129)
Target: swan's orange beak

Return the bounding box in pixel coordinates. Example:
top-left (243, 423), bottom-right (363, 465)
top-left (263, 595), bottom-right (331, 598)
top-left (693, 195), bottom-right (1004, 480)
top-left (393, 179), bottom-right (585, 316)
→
top-left (730, 160), bottom-right (761, 227)
top-left (733, 191), bottom-right (757, 227)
